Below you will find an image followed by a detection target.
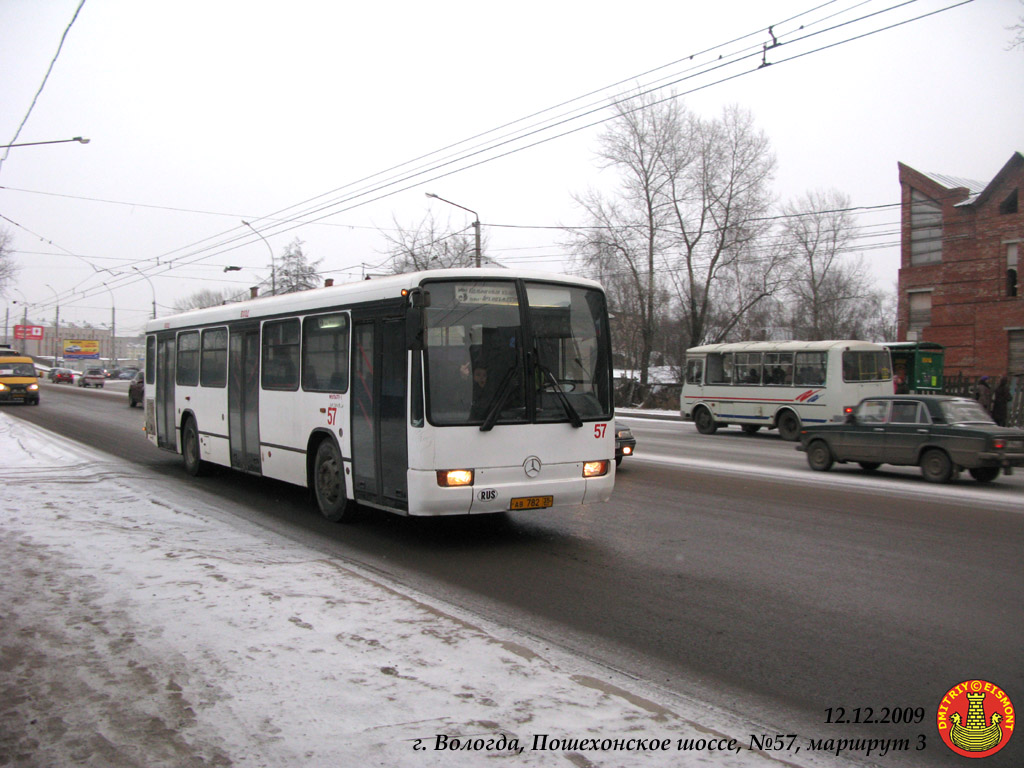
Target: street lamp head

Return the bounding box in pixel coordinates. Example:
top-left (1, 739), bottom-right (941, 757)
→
top-left (223, 266), bottom-right (242, 272)
top-left (425, 192), bottom-right (439, 199)
top-left (73, 137), bottom-right (90, 144)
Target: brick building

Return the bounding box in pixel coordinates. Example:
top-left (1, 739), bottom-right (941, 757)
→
top-left (897, 151), bottom-right (1024, 377)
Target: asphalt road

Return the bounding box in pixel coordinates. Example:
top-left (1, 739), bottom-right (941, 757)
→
top-left (8, 382), bottom-right (1024, 768)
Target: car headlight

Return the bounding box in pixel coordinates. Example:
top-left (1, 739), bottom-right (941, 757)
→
top-left (0, 383), bottom-right (7, 391)
top-left (616, 429), bottom-right (633, 438)
top-left (28, 383), bottom-right (39, 391)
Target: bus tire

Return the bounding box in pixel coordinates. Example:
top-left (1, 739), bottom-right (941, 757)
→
top-left (182, 417), bottom-right (205, 477)
top-left (776, 410), bottom-right (801, 441)
top-left (694, 406), bottom-right (717, 435)
top-left (314, 439), bottom-right (353, 522)
top-left (806, 440), bottom-right (834, 472)
top-left (920, 448), bottom-right (953, 484)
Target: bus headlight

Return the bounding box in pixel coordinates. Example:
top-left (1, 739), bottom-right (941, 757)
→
top-left (437, 469), bottom-right (474, 487)
top-left (582, 460), bottom-right (608, 478)
top-left (27, 383), bottom-right (39, 391)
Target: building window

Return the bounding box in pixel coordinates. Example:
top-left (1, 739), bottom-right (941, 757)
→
top-left (910, 189), bottom-right (943, 265)
top-left (1009, 242), bottom-right (1020, 298)
top-left (1000, 188), bottom-right (1018, 215)
top-left (908, 291), bottom-right (932, 331)
top-left (1010, 330), bottom-right (1024, 375)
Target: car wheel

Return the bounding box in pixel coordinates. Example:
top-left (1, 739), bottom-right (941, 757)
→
top-left (129, 396), bottom-right (137, 408)
top-left (615, 456), bottom-right (622, 467)
top-left (741, 425), bottom-right (761, 435)
top-left (182, 418), bottom-right (205, 477)
top-left (314, 439), bottom-right (353, 522)
top-left (776, 411), bottom-right (801, 441)
top-left (920, 448), bottom-right (953, 484)
top-left (858, 462), bottom-right (881, 472)
top-left (806, 440), bottom-right (834, 472)
top-left (968, 466), bottom-right (1000, 483)
top-left (694, 406), bottom-right (718, 435)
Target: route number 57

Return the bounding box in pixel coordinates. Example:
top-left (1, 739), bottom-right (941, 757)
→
top-left (593, 423), bottom-right (607, 439)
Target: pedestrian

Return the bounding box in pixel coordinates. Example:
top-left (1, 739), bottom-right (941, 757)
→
top-left (975, 375), bottom-right (994, 415)
top-left (992, 376), bottom-right (1011, 426)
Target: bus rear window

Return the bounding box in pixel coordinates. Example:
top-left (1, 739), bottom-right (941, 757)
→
top-left (842, 350), bottom-right (892, 382)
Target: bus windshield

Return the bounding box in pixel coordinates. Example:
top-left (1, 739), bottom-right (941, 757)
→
top-left (424, 279), bottom-right (611, 427)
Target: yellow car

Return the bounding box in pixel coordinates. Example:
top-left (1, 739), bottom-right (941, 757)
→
top-left (0, 350), bottom-right (41, 405)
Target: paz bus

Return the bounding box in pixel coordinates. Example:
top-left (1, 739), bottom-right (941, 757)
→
top-left (680, 340), bottom-right (892, 440)
top-left (142, 269), bottom-right (616, 521)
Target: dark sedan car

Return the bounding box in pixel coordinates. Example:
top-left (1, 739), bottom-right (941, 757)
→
top-left (615, 425), bottom-right (636, 466)
top-left (49, 367), bottom-right (74, 383)
top-left (797, 394), bottom-right (1024, 483)
top-left (128, 370), bottom-right (145, 408)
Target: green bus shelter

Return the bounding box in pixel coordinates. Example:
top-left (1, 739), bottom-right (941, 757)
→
top-left (883, 342), bottom-right (945, 393)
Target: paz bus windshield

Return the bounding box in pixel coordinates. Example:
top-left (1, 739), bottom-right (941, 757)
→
top-left (423, 279), bottom-right (612, 427)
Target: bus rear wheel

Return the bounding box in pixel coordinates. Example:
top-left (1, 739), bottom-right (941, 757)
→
top-left (182, 418), bottom-right (205, 477)
top-left (694, 406), bottom-right (718, 435)
top-left (776, 411), bottom-right (801, 441)
top-left (314, 439), bottom-right (353, 522)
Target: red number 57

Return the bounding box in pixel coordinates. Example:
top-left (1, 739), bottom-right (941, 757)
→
top-left (593, 423), bottom-right (607, 439)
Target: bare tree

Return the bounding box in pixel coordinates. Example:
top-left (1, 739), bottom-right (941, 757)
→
top-left (270, 238), bottom-right (323, 294)
top-left (0, 227), bottom-right (18, 297)
top-left (380, 213), bottom-right (486, 274)
top-left (1008, 0), bottom-right (1024, 50)
top-left (663, 104), bottom-right (779, 347)
top-left (569, 92), bottom-right (681, 389)
top-left (779, 189), bottom-right (886, 339)
top-left (173, 288), bottom-right (235, 312)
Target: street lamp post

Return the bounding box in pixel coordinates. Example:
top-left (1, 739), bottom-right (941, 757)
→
top-left (241, 220), bottom-right (276, 295)
top-left (0, 137), bottom-right (90, 149)
top-left (425, 192), bottom-right (481, 268)
top-left (132, 267), bottom-right (157, 319)
top-left (45, 284), bottom-right (60, 365)
top-left (102, 282), bottom-right (117, 369)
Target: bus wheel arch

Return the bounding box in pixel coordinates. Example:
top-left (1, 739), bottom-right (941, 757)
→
top-left (181, 412), bottom-right (205, 477)
top-left (693, 405), bottom-right (718, 435)
top-left (309, 433), bottom-right (354, 522)
top-left (775, 409), bottom-right (801, 441)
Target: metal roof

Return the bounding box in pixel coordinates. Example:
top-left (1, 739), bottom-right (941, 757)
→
top-left (918, 171), bottom-right (987, 206)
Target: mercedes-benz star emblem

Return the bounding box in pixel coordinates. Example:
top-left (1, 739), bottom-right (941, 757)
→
top-left (523, 456), bottom-right (542, 478)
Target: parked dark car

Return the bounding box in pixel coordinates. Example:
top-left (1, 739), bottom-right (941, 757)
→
top-left (797, 394), bottom-right (1024, 483)
top-left (128, 370), bottom-right (145, 407)
top-left (615, 425), bottom-right (637, 466)
top-left (78, 367), bottom-right (106, 388)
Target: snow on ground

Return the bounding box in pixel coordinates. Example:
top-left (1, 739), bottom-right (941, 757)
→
top-left (1, 413), bottom-right (847, 768)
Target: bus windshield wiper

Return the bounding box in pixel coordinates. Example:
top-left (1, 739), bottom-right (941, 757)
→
top-left (536, 358), bottom-right (583, 428)
top-left (479, 366), bottom-right (519, 432)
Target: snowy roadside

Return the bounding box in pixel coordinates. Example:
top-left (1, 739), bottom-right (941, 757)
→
top-left (1, 413), bottom-right (849, 768)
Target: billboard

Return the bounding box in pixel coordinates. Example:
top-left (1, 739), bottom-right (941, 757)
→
top-left (63, 339), bottom-right (100, 359)
top-left (14, 325), bottom-right (44, 341)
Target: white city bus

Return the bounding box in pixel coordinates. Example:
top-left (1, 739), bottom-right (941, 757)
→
top-left (680, 340), bottom-right (893, 440)
top-left (142, 269), bottom-right (616, 521)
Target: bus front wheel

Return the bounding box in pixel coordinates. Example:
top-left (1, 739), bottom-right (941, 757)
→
top-left (314, 439), bottom-right (353, 522)
top-left (694, 406), bottom-right (718, 435)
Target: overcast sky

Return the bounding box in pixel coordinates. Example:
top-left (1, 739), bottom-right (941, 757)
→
top-left (1, 0), bottom-right (1022, 335)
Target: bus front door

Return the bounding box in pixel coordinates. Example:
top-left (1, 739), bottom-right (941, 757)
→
top-left (351, 316), bottom-right (408, 511)
top-left (155, 334), bottom-right (176, 450)
top-left (228, 325), bottom-right (262, 473)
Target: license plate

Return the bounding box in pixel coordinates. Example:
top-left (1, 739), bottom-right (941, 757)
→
top-left (509, 495), bottom-right (553, 510)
